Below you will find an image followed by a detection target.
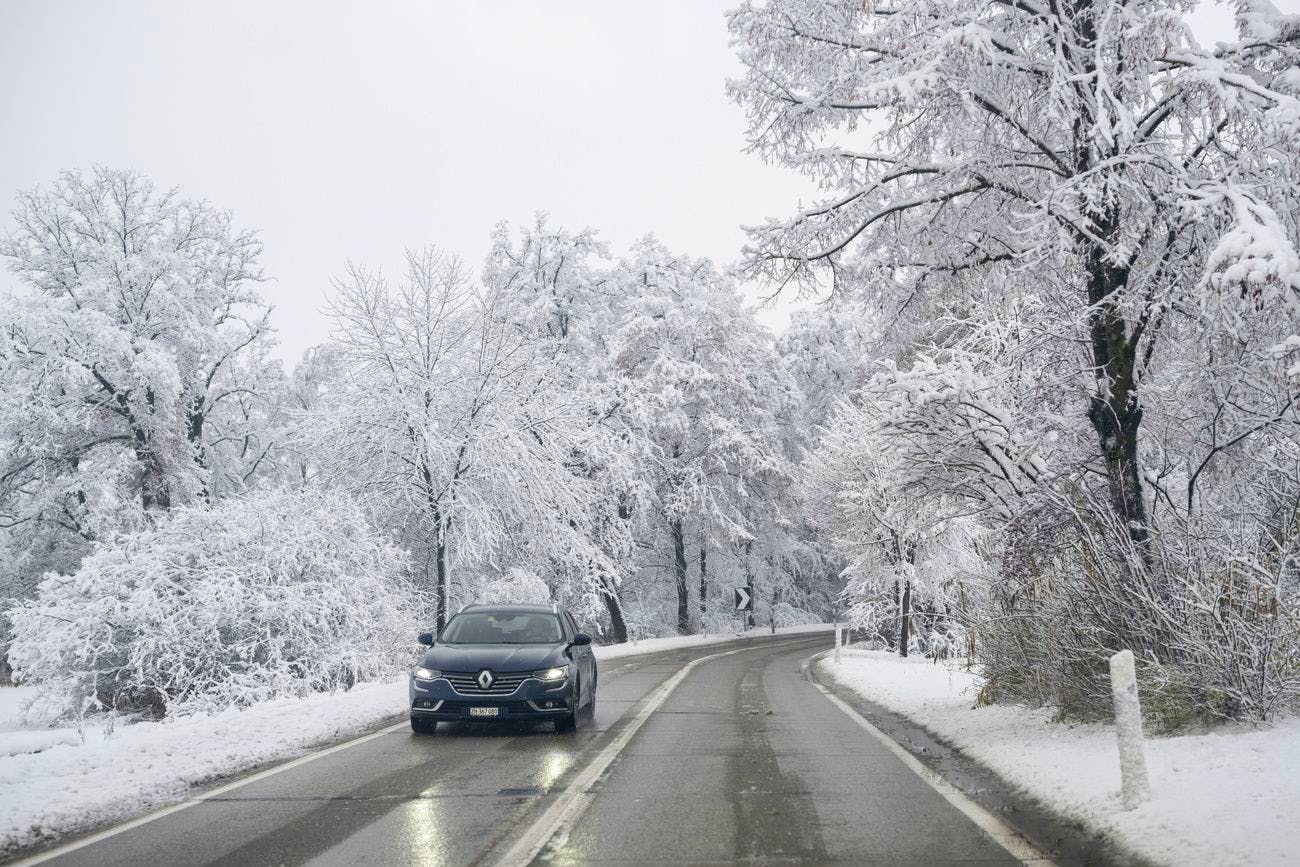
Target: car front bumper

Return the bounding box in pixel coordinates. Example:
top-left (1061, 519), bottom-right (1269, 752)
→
top-left (408, 674), bottom-right (575, 721)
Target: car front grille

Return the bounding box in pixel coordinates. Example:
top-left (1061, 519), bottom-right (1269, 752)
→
top-left (443, 671), bottom-right (532, 696)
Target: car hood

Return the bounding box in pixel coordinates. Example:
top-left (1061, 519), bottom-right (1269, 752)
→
top-left (422, 643), bottom-right (565, 673)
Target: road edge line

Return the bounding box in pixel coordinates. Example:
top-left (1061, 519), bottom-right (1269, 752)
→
top-left (805, 652), bottom-right (1056, 866)
top-left (489, 636), bottom-right (824, 867)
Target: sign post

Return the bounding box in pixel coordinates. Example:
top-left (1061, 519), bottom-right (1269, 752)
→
top-left (1109, 649), bottom-right (1151, 809)
top-left (834, 625), bottom-right (842, 663)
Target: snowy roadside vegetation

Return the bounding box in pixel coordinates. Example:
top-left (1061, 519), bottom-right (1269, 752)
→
top-left (8, 489), bottom-right (413, 720)
top-left (820, 650), bottom-right (1300, 867)
top-left (0, 171), bottom-right (829, 728)
top-left (727, 0), bottom-right (1300, 731)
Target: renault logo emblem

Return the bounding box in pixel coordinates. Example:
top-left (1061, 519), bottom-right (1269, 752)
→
top-left (477, 669), bottom-right (495, 689)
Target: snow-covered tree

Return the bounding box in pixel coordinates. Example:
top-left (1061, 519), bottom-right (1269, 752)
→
top-left (0, 168), bottom-right (278, 668)
top-left (7, 487), bottom-right (410, 719)
top-left (733, 0), bottom-right (1300, 720)
top-left (610, 240), bottom-right (799, 634)
top-left (729, 0), bottom-right (1300, 554)
top-left (307, 247), bottom-right (612, 629)
top-left (804, 346), bottom-right (1037, 655)
top-left (0, 167), bottom-right (272, 518)
top-left (777, 302), bottom-right (879, 434)
top-left (483, 218), bottom-right (639, 639)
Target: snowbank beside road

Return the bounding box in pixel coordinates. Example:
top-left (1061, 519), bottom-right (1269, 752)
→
top-left (0, 678), bottom-right (410, 857)
top-left (818, 649), bottom-right (1300, 867)
top-left (0, 626), bottom-right (830, 857)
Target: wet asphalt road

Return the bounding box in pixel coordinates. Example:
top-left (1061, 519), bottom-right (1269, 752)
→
top-left (30, 635), bottom-right (1022, 866)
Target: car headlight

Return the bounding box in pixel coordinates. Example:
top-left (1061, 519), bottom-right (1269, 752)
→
top-left (413, 667), bottom-right (441, 680)
top-left (533, 667), bottom-right (567, 681)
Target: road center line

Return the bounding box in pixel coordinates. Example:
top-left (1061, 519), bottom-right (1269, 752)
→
top-left (807, 655), bottom-right (1057, 866)
top-left (488, 636), bottom-right (824, 867)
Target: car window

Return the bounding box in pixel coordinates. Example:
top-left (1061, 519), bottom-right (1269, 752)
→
top-left (440, 612), bottom-right (562, 645)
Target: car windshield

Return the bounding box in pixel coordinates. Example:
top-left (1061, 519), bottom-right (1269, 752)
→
top-left (439, 612), bottom-right (562, 645)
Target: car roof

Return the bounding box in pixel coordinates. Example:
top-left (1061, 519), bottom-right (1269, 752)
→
top-left (457, 604), bottom-right (562, 615)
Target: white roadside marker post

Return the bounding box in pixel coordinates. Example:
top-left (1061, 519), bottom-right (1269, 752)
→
top-left (1109, 649), bottom-right (1151, 809)
top-left (834, 625), bottom-right (842, 664)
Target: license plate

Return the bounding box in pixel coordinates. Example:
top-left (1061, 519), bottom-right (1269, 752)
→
top-left (469, 706), bottom-right (499, 717)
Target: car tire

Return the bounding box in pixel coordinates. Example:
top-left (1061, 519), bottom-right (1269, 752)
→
top-left (410, 716), bottom-right (438, 735)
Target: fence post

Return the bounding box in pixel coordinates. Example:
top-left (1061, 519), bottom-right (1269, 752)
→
top-left (1109, 649), bottom-right (1151, 809)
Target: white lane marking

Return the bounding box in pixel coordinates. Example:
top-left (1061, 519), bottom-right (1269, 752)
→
top-left (10, 720), bottom-right (410, 866)
top-left (809, 665), bottom-right (1057, 866)
top-left (490, 637), bottom-right (824, 867)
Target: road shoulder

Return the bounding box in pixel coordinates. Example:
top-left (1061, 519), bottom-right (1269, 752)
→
top-left (809, 653), bottom-right (1151, 867)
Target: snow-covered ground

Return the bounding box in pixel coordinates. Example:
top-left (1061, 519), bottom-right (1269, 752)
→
top-left (818, 649), bottom-right (1300, 867)
top-left (0, 677), bottom-right (411, 857)
top-left (0, 625), bottom-right (829, 856)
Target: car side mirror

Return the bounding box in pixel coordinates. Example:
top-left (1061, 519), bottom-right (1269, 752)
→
top-left (571, 632), bottom-right (592, 647)
top-left (417, 632), bottom-right (435, 647)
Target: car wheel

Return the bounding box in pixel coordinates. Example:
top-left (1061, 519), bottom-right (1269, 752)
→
top-left (410, 716), bottom-right (438, 735)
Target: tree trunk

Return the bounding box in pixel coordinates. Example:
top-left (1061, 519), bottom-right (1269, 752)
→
top-left (600, 575), bottom-right (628, 643)
top-left (1068, 4), bottom-right (1151, 557)
top-left (671, 517), bottom-right (690, 634)
top-left (421, 458), bottom-right (454, 631)
top-left (899, 579), bottom-right (912, 658)
top-left (1084, 238), bottom-right (1150, 554)
top-left (743, 540), bottom-right (756, 629)
top-left (698, 538), bottom-right (708, 622)
top-left (132, 427), bottom-right (170, 511)
top-left (435, 526), bottom-right (449, 631)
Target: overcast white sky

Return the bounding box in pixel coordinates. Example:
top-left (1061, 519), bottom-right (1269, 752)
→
top-left (0, 1), bottom-right (1285, 364)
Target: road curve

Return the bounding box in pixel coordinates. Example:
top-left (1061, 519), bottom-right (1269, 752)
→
top-left (21, 635), bottom-right (1027, 866)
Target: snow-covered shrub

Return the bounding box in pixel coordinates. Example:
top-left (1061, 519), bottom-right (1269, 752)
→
top-left (975, 490), bottom-right (1300, 726)
top-left (7, 488), bottom-right (414, 719)
top-left (922, 625), bottom-right (965, 662)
